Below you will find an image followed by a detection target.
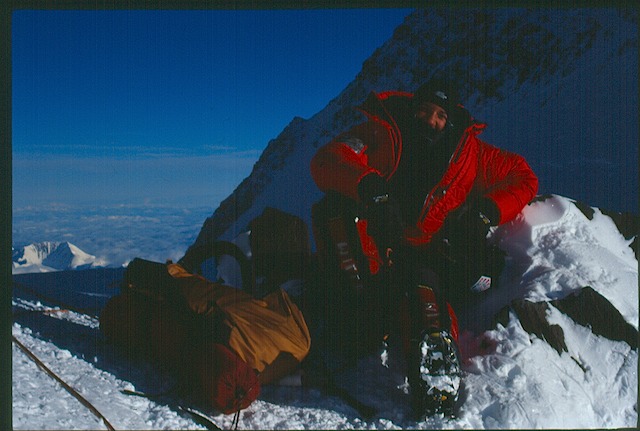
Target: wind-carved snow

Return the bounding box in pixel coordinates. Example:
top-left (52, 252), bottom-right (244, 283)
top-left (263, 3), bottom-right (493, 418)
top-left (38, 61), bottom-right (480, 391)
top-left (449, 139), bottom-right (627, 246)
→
top-left (495, 195), bottom-right (638, 328)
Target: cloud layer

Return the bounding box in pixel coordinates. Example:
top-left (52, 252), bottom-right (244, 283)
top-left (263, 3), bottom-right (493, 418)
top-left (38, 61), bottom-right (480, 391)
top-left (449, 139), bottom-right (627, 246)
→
top-left (13, 202), bottom-right (215, 267)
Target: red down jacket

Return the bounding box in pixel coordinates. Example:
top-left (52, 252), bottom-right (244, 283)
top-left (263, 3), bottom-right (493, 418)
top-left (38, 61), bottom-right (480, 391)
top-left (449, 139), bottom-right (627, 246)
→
top-left (310, 91), bottom-right (539, 247)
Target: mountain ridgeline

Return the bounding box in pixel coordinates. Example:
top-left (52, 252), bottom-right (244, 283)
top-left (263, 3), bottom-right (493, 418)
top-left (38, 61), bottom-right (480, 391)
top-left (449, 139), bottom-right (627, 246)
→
top-left (190, 7), bottom-right (637, 249)
top-left (12, 242), bottom-right (105, 273)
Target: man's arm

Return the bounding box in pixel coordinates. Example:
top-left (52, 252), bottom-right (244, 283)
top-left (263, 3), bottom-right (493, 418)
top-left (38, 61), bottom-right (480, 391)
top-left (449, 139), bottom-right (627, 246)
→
top-left (310, 121), bottom-right (389, 201)
top-left (476, 142), bottom-right (539, 224)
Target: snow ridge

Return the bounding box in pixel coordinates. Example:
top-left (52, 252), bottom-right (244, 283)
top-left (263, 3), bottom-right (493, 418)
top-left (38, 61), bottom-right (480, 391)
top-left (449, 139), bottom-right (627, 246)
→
top-left (190, 7), bottom-right (637, 248)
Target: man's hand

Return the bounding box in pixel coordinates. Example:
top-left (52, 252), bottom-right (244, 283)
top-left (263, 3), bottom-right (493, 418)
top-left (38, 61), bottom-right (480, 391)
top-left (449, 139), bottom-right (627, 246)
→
top-left (440, 197), bottom-right (499, 264)
top-left (357, 173), bottom-right (405, 249)
top-left (357, 173), bottom-right (389, 205)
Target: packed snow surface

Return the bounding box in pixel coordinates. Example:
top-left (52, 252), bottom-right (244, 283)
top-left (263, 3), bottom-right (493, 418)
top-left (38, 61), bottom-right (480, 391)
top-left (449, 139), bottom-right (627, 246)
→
top-left (12, 195), bottom-right (638, 429)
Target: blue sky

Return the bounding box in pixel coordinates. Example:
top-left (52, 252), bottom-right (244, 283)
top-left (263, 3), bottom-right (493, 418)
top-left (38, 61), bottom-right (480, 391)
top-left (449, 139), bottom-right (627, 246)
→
top-left (12, 8), bottom-right (413, 208)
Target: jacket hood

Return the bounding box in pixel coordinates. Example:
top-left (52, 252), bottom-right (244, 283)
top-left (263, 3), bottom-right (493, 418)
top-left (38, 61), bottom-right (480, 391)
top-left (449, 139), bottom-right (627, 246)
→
top-left (357, 90), bottom-right (483, 137)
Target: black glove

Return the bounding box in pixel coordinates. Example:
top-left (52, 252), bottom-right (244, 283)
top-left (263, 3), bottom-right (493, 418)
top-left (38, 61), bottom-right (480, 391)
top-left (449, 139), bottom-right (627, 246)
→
top-left (440, 197), bottom-right (505, 295)
top-left (357, 173), bottom-right (405, 249)
top-left (357, 173), bottom-right (388, 204)
top-left (447, 197), bottom-right (498, 233)
top-left (439, 198), bottom-right (497, 260)
top-left (476, 197), bottom-right (500, 227)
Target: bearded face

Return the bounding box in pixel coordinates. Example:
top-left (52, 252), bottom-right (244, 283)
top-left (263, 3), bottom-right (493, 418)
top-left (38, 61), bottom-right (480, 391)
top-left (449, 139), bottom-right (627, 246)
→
top-left (412, 102), bottom-right (449, 146)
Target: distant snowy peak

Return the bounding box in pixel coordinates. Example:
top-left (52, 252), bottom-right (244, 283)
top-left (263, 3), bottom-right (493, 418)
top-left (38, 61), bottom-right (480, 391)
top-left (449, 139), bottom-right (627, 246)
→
top-left (12, 242), bottom-right (106, 274)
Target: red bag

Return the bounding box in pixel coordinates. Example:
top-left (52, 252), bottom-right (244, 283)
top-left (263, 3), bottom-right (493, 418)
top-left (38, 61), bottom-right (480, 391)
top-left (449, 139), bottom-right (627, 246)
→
top-left (100, 291), bottom-right (261, 414)
top-left (193, 343), bottom-right (260, 414)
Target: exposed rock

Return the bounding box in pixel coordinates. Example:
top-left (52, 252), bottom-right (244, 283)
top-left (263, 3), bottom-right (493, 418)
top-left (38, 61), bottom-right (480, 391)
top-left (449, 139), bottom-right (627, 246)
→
top-left (496, 286), bottom-right (638, 355)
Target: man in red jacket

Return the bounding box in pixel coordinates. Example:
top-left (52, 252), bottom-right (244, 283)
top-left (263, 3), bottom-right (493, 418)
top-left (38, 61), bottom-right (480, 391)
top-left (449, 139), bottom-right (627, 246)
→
top-left (310, 78), bottom-right (538, 418)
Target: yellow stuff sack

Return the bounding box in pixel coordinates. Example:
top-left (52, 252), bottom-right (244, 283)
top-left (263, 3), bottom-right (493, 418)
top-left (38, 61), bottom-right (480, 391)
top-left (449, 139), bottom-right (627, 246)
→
top-left (167, 263), bottom-right (311, 384)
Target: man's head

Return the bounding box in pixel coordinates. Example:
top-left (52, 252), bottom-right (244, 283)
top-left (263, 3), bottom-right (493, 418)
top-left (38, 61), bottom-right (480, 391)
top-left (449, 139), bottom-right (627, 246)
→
top-left (411, 79), bottom-right (460, 145)
top-left (413, 79), bottom-right (459, 113)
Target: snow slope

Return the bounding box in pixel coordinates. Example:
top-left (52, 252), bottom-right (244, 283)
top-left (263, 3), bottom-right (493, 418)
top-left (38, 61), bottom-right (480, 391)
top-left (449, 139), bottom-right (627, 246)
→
top-left (12, 195), bottom-right (638, 429)
top-left (189, 7), bottom-right (638, 250)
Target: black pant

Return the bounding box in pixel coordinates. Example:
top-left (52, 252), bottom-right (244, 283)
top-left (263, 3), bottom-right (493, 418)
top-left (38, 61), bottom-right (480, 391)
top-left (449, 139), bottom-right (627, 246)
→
top-left (308, 193), bottom-right (504, 362)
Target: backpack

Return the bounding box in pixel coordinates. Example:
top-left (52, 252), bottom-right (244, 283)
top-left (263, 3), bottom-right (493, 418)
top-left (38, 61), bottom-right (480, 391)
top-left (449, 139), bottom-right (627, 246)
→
top-left (181, 207), bottom-right (312, 298)
top-left (100, 207), bottom-right (312, 413)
